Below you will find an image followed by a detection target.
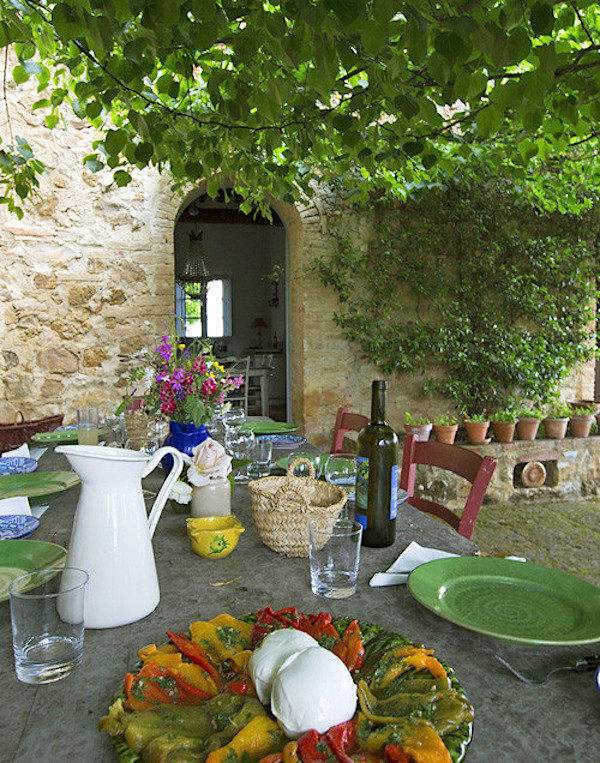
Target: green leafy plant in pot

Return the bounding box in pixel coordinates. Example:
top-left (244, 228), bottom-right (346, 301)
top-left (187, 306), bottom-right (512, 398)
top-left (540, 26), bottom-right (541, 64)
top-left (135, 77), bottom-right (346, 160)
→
top-left (404, 412), bottom-right (432, 442)
top-left (432, 412), bottom-right (459, 444)
top-left (490, 406), bottom-right (518, 443)
top-left (461, 410), bottom-right (491, 445)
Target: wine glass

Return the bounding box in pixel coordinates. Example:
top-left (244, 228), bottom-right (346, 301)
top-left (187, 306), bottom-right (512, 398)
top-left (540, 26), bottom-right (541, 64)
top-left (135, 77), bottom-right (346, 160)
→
top-left (286, 452), bottom-right (323, 479)
top-left (225, 427), bottom-right (255, 482)
top-left (222, 407), bottom-right (246, 431)
top-left (324, 453), bottom-right (357, 519)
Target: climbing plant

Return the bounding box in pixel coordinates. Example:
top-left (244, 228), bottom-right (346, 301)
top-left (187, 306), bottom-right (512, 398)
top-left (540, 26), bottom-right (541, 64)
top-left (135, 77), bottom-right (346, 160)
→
top-left (315, 180), bottom-right (599, 413)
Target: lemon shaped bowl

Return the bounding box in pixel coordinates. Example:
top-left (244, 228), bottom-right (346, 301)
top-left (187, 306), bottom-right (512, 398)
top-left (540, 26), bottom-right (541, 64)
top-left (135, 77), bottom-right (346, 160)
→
top-left (186, 515), bottom-right (245, 559)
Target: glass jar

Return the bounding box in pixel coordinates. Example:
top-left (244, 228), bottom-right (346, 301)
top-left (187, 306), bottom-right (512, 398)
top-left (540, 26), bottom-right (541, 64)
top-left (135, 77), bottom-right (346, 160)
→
top-left (190, 479), bottom-right (232, 518)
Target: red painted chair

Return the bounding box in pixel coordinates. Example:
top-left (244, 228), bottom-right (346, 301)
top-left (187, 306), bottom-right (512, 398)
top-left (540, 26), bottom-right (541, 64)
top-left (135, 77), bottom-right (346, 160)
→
top-left (399, 434), bottom-right (497, 539)
top-left (330, 407), bottom-right (369, 454)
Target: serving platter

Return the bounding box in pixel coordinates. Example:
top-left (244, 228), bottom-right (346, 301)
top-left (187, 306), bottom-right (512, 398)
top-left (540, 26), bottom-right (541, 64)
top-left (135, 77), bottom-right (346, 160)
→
top-left (408, 556), bottom-right (600, 646)
top-left (0, 539), bottom-right (67, 601)
top-left (0, 471), bottom-right (80, 500)
top-left (100, 609), bottom-right (473, 762)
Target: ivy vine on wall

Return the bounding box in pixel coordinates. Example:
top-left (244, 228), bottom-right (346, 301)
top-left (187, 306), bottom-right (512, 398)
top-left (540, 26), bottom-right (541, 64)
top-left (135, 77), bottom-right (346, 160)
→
top-left (314, 181), bottom-right (599, 414)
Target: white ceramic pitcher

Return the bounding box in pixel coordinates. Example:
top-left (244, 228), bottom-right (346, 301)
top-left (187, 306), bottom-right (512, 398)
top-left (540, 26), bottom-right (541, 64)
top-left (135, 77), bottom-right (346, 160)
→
top-left (56, 444), bottom-right (184, 629)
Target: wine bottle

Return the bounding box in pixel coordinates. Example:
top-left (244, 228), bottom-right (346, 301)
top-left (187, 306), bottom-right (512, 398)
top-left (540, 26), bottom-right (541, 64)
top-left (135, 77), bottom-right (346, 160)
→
top-left (355, 380), bottom-right (399, 547)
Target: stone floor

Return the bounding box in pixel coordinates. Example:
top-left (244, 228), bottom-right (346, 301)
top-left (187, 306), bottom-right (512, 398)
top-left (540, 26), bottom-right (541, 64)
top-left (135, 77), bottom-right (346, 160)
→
top-left (471, 496), bottom-right (600, 586)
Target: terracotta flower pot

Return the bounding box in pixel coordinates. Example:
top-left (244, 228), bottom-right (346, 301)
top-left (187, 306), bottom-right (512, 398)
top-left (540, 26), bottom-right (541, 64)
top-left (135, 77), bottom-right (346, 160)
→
top-left (569, 414), bottom-right (594, 438)
top-left (405, 423), bottom-right (432, 442)
top-left (516, 417), bottom-right (540, 441)
top-left (433, 424), bottom-right (458, 444)
top-left (464, 420), bottom-right (490, 445)
top-left (491, 420), bottom-right (516, 443)
top-left (543, 417), bottom-right (569, 439)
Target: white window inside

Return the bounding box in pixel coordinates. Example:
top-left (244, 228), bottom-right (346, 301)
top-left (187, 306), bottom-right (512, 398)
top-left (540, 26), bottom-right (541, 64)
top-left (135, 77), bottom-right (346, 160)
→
top-left (176, 279), bottom-right (232, 339)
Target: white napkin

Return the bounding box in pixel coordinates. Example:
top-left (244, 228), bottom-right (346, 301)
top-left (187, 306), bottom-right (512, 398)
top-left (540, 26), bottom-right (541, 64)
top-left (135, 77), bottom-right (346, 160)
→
top-left (1, 443), bottom-right (30, 458)
top-left (370, 541), bottom-right (457, 587)
top-left (369, 540), bottom-right (526, 587)
top-left (0, 496), bottom-right (32, 516)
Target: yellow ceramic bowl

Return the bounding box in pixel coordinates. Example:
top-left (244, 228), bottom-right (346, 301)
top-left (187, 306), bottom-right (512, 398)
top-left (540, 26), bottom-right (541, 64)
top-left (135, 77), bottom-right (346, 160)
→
top-left (186, 515), bottom-right (245, 559)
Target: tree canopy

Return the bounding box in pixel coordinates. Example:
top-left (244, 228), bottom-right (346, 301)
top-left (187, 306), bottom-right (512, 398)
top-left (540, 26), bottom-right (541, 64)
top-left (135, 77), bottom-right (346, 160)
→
top-left (1, 1), bottom-right (600, 217)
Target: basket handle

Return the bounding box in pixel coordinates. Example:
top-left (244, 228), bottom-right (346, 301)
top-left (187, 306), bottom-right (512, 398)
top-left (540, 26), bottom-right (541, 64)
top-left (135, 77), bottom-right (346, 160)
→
top-left (286, 457), bottom-right (316, 479)
top-left (13, 411), bottom-right (24, 425)
top-left (274, 484), bottom-right (311, 512)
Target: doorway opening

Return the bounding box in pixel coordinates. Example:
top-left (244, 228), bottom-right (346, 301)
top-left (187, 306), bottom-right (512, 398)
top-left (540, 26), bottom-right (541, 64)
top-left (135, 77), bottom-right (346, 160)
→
top-left (174, 191), bottom-right (287, 421)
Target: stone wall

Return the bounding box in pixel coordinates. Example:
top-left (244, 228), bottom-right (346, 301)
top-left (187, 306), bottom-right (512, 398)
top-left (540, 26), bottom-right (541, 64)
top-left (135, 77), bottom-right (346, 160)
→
top-left (0, 51), bottom-right (595, 441)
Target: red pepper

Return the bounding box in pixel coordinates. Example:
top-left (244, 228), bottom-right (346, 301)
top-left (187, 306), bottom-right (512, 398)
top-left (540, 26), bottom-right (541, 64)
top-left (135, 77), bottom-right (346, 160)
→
top-left (297, 729), bottom-right (330, 762)
top-left (124, 662), bottom-right (212, 710)
top-left (326, 719), bottom-right (356, 755)
top-left (171, 671), bottom-right (212, 701)
top-left (166, 630), bottom-right (221, 686)
top-left (258, 756), bottom-right (283, 763)
top-left (225, 678), bottom-right (252, 695)
top-left (339, 620), bottom-right (365, 672)
top-left (384, 745), bottom-right (413, 763)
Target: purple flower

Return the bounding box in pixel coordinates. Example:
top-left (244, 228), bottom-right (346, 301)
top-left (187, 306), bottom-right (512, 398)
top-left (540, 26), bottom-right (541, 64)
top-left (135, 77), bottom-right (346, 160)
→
top-left (156, 336), bottom-right (172, 362)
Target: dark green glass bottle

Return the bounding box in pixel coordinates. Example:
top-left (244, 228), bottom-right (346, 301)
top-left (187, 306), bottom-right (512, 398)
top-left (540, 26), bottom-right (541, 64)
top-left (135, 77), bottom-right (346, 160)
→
top-left (355, 380), bottom-right (399, 547)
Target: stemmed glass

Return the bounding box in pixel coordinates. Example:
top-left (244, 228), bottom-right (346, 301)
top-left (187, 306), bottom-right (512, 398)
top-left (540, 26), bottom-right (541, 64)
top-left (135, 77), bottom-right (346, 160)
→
top-left (225, 427), bottom-right (255, 483)
top-left (222, 407), bottom-right (246, 431)
top-left (324, 453), bottom-right (357, 519)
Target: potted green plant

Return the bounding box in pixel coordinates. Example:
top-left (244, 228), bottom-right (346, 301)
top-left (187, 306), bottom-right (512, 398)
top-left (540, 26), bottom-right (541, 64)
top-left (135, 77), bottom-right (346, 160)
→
top-left (432, 412), bottom-right (458, 444)
top-left (515, 406), bottom-right (544, 441)
top-left (568, 403), bottom-right (595, 438)
top-left (542, 402), bottom-right (571, 439)
top-left (461, 411), bottom-right (491, 445)
top-left (490, 407), bottom-right (518, 443)
top-left (404, 412), bottom-right (432, 442)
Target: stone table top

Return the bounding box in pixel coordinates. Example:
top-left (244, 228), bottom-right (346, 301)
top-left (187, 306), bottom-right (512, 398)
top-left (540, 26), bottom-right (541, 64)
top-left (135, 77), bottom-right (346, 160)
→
top-left (2, 447), bottom-right (599, 762)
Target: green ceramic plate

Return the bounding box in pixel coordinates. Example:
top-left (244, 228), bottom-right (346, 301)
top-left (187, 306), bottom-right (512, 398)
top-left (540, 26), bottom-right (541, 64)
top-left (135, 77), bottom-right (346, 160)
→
top-left (0, 539), bottom-right (67, 601)
top-left (32, 429), bottom-right (79, 443)
top-left (242, 421), bottom-right (299, 434)
top-left (0, 471), bottom-right (80, 500)
top-left (408, 556), bottom-right (600, 646)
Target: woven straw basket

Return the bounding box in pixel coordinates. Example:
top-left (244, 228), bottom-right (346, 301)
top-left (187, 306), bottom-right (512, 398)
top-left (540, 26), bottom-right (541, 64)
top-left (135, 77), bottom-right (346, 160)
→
top-left (0, 411), bottom-right (64, 450)
top-left (248, 458), bottom-right (347, 557)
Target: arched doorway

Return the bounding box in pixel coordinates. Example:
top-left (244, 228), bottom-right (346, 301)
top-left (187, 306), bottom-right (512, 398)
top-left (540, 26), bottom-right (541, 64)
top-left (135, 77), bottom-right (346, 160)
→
top-left (174, 190), bottom-right (288, 421)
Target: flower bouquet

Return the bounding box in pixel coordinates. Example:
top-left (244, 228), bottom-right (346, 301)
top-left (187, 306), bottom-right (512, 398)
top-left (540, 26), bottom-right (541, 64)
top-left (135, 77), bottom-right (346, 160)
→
top-left (117, 329), bottom-right (244, 427)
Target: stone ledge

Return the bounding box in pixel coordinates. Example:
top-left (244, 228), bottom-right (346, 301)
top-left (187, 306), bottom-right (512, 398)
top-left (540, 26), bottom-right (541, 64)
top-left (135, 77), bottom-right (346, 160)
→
top-left (414, 436), bottom-right (600, 507)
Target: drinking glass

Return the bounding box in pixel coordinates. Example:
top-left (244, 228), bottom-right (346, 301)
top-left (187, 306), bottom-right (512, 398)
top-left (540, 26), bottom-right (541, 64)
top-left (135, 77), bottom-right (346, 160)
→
top-left (77, 406), bottom-right (99, 445)
top-left (222, 407), bottom-right (246, 431)
top-left (225, 427), bottom-right (255, 482)
top-left (324, 453), bottom-right (357, 519)
top-left (9, 567), bottom-right (89, 684)
top-left (308, 519), bottom-right (362, 599)
top-left (286, 452), bottom-right (323, 479)
top-left (246, 439), bottom-right (273, 480)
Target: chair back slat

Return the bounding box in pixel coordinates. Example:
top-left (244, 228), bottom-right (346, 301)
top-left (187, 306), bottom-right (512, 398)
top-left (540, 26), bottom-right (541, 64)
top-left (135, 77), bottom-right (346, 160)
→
top-left (400, 434), bottom-right (497, 540)
top-left (330, 407), bottom-right (369, 454)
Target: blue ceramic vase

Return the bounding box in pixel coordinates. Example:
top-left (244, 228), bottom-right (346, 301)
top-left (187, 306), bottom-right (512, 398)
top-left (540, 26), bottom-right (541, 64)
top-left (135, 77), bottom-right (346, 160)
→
top-left (162, 421), bottom-right (211, 474)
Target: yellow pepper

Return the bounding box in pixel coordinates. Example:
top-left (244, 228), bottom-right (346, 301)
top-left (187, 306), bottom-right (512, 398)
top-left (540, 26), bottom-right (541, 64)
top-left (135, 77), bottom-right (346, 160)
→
top-left (205, 716), bottom-right (285, 763)
top-left (190, 614), bottom-right (254, 663)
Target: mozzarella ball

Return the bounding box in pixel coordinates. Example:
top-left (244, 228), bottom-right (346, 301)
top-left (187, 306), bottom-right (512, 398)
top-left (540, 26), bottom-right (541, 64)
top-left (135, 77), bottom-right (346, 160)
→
top-left (248, 628), bottom-right (319, 705)
top-left (270, 646), bottom-right (357, 738)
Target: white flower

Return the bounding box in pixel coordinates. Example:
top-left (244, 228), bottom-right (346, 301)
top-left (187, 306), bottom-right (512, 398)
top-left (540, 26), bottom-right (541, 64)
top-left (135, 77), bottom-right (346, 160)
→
top-left (170, 480), bottom-right (193, 504)
top-left (187, 437), bottom-right (232, 487)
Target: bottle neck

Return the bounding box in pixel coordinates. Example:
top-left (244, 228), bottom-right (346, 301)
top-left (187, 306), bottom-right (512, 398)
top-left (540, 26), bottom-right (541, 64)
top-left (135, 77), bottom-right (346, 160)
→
top-left (371, 382), bottom-right (387, 424)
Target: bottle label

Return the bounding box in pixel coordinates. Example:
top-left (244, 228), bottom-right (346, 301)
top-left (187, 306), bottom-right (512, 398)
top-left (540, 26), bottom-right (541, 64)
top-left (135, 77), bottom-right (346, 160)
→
top-left (355, 457), bottom-right (399, 528)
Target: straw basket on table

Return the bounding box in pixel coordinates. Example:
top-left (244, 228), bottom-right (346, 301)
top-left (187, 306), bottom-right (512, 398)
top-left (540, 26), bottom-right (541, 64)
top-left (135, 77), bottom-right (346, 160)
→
top-left (0, 411), bottom-right (64, 450)
top-left (248, 458), bottom-right (347, 557)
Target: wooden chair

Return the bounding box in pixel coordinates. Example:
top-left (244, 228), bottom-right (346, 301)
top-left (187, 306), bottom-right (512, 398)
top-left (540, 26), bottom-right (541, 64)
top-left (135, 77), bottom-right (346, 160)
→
top-left (330, 407), bottom-right (369, 454)
top-left (224, 356), bottom-right (251, 414)
top-left (399, 434), bottom-right (497, 539)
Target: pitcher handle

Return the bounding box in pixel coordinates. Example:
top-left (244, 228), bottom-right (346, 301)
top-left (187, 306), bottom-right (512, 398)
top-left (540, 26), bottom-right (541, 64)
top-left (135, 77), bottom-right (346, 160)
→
top-left (144, 446), bottom-right (185, 537)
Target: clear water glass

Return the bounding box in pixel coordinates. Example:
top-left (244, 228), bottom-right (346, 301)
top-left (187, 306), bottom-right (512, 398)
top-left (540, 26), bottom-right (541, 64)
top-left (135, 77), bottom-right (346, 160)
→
top-left (325, 453), bottom-right (357, 518)
top-left (225, 427), bottom-right (255, 482)
top-left (222, 407), bottom-right (246, 431)
top-left (309, 519), bottom-right (362, 599)
top-left (77, 406), bottom-right (99, 445)
top-left (9, 567), bottom-right (89, 684)
top-left (246, 438), bottom-right (273, 480)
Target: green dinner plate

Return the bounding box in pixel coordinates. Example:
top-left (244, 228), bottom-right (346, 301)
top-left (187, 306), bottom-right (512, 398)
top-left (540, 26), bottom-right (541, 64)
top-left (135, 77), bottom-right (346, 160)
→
top-left (0, 540), bottom-right (67, 602)
top-left (32, 429), bottom-right (79, 443)
top-left (408, 556), bottom-right (600, 646)
top-left (242, 421), bottom-right (299, 435)
top-left (0, 471), bottom-right (80, 500)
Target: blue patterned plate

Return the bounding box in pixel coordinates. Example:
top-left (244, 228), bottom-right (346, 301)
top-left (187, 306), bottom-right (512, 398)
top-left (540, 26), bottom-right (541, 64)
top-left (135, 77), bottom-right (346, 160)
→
top-left (0, 457), bottom-right (39, 476)
top-left (258, 434), bottom-right (307, 449)
top-left (0, 515), bottom-right (40, 541)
